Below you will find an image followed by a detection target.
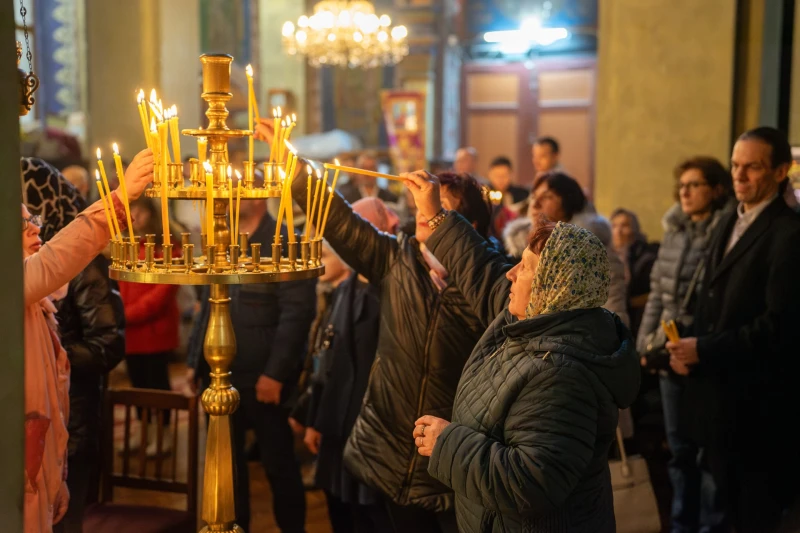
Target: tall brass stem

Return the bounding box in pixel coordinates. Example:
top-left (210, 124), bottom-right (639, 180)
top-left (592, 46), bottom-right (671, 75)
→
top-left (200, 283), bottom-right (243, 533)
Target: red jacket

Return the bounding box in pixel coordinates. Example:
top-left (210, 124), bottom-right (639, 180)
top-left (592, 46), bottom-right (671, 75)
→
top-left (119, 241), bottom-right (180, 355)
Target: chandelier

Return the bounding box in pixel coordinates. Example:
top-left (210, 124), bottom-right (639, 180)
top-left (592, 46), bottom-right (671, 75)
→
top-left (282, 0), bottom-right (409, 69)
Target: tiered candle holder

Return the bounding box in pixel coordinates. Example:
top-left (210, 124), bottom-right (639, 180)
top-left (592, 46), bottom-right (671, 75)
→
top-left (109, 53), bottom-right (324, 533)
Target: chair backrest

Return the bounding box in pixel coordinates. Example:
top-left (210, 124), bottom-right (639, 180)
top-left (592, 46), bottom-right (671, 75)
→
top-left (100, 387), bottom-right (199, 521)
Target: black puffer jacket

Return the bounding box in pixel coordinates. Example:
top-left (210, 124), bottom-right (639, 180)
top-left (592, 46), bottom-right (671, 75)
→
top-left (57, 254), bottom-right (126, 456)
top-left (635, 203), bottom-right (730, 353)
top-left (425, 214), bottom-right (640, 532)
top-left (291, 177), bottom-right (486, 511)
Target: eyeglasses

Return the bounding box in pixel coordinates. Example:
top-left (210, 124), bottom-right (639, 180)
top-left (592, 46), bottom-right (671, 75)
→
top-left (22, 214), bottom-right (42, 230)
top-left (678, 181), bottom-right (710, 191)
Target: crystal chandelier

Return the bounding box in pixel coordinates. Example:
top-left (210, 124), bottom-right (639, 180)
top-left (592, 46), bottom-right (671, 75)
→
top-left (282, 0), bottom-right (409, 69)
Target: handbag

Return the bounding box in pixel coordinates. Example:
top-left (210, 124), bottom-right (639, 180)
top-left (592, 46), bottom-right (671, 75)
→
top-left (642, 257), bottom-right (705, 371)
top-left (610, 426), bottom-right (662, 533)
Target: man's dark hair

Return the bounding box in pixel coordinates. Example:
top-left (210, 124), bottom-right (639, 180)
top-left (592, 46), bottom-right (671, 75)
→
top-left (438, 171), bottom-right (491, 239)
top-left (532, 171), bottom-right (586, 221)
top-left (489, 156), bottom-right (513, 170)
top-left (738, 127), bottom-right (793, 168)
top-left (535, 136), bottom-right (560, 154)
top-left (673, 156), bottom-right (733, 209)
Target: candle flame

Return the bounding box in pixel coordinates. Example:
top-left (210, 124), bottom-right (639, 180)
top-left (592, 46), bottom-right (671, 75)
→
top-left (227, 165), bottom-right (232, 178)
top-left (246, 64), bottom-right (253, 77)
top-left (150, 117), bottom-right (157, 132)
top-left (277, 106), bottom-right (282, 117)
top-left (171, 104), bottom-right (177, 115)
top-left (281, 119), bottom-right (286, 127)
top-left (137, 89), bottom-right (144, 103)
top-left (96, 148), bottom-right (102, 160)
top-left (203, 161), bottom-right (213, 173)
top-left (316, 168), bottom-right (323, 179)
top-left (292, 113), bottom-right (297, 123)
top-left (112, 143), bottom-right (119, 155)
top-left (334, 158), bottom-right (340, 166)
top-left (272, 108), bottom-right (277, 118)
top-left (284, 140), bottom-right (297, 155)
top-left (95, 170), bottom-right (101, 182)
top-left (234, 169), bottom-right (242, 179)
top-left (149, 88), bottom-right (157, 103)
top-left (306, 164), bottom-right (311, 175)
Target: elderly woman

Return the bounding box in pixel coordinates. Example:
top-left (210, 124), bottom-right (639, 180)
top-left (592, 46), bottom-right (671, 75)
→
top-left (406, 171), bottom-right (639, 532)
top-left (22, 150), bottom-right (153, 533)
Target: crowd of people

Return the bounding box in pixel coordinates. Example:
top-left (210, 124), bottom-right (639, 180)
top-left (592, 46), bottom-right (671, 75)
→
top-left (19, 122), bottom-right (800, 533)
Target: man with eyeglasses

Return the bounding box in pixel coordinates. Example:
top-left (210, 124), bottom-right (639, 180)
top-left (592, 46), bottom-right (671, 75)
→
top-left (667, 127), bottom-right (800, 532)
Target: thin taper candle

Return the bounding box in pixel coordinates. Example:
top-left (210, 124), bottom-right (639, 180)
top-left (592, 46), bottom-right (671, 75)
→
top-left (112, 143), bottom-right (136, 245)
top-left (96, 148), bottom-right (121, 239)
top-left (308, 168), bottom-right (323, 238)
top-left (169, 105), bottom-right (181, 163)
top-left (94, 171), bottom-right (115, 240)
top-left (204, 161), bottom-right (215, 247)
top-left (234, 170), bottom-right (242, 241)
top-left (274, 153), bottom-right (293, 242)
top-left (313, 168), bottom-right (327, 239)
top-left (227, 166), bottom-right (233, 245)
top-left (157, 121), bottom-right (171, 246)
top-left (319, 161), bottom-right (342, 238)
top-left (137, 90), bottom-right (151, 151)
top-left (246, 65), bottom-right (254, 165)
top-left (304, 165), bottom-right (313, 239)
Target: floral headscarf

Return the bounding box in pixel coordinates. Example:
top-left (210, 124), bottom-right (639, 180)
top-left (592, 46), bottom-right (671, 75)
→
top-left (526, 222), bottom-right (610, 318)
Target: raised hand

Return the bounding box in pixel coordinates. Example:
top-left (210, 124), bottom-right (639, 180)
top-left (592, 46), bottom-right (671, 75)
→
top-left (121, 149), bottom-right (155, 200)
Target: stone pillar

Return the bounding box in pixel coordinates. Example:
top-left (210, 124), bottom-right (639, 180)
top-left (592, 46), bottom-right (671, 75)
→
top-left (595, 0), bottom-right (737, 239)
top-left (0, 1), bottom-right (25, 529)
top-left (86, 0), bottom-right (202, 157)
top-left (258, 0), bottom-right (306, 134)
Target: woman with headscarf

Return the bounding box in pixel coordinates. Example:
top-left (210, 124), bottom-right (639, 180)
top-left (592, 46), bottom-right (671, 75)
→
top-left (21, 149), bottom-right (153, 533)
top-left (22, 158), bottom-right (126, 533)
top-left (405, 171), bottom-right (640, 532)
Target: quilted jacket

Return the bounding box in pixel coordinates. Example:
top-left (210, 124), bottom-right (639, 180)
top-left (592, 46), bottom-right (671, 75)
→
top-left (425, 213), bottom-right (640, 532)
top-left (291, 177), bottom-right (487, 511)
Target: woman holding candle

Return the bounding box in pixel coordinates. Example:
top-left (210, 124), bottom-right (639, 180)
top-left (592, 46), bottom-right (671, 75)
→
top-left (404, 172), bottom-right (639, 533)
top-left (255, 112), bottom-right (494, 533)
top-left (21, 149), bottom-right (153, 533)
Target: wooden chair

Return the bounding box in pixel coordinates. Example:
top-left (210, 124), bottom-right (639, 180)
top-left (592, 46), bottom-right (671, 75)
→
top-left (84, 388), bottom-right (199, 533)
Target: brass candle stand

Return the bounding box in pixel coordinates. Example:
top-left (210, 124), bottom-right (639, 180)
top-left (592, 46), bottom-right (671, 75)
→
top-left (109, 53), bottom-right (323, 533)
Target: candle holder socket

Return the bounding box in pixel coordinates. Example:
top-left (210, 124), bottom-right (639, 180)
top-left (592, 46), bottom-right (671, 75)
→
top-left (243, 161), bottom-right (255, 189)
top-left (146, 234), bottom-right (156, 245)
top-left (301, 240), bottom-right (310, 268)
top-left (206, 245), bottom-right (216, 273)
top-left (251, 243), bottom-right (261, 272)
top-left (311, 238), bottom-right (323, 266)
top-left (169, 162), bottom-right (183, 189)
top-left (272, 241), bottom-right (282, 272)
top-left (181, 232), bottom-right (191, 250)
top-left (189, 158), bottom-right (201, 187)
top-left (286, 241), bottom-right (298, 271)
top-left (145, 243), bottom-right (156, 271)
top-left (183, 244), bottom-right (194, 273)
top-left (164, 245), bottom-right (173, 271)
top-left (127, 243), bottom-right (138, 271)
top-left (239, 233), bottom-right (249, 258)
top-left (229, 245), bottom-right (239, 272)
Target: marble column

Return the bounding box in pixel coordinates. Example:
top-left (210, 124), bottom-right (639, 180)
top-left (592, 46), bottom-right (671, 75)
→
top-left (595, 0), bottom-right (737, 239)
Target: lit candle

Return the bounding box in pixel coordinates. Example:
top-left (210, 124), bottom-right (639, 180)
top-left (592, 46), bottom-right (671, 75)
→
top-left (278, 119), bottom-right (289, 165)
top-left (136, 90), bottom-right (151, 151)
top-left (96, 148), bottom-right (121, 240)
top-left (319, 159), bottom-right (342, 239)
top-left (314, 168), bottom-right (327, 239)
top-left (112, 143), bottom-right (136, 245)
top-left (283, 114), bottom-right (297, 152)
top-left (204, 161), bottom-right (215, 247)
top-left (157, 119), bottom-right (171, 247)
top-left (246, 64), bottom-right (255, 165)
top-left (304, 164), bottom-right (314, 240)
top-left (274, 151), bottom-right (293, 242)
top-left (246, 64), bottom-right (260, 121)
top-left (94, 170), bottom-right (115, 239)
top-left (227, 165), bottom-right (233, 243)
top-left (307, 167), bottom-right (323, 239)
top-left (169, 104), bottom-right (181, 163)
top-left (148, 89), bottom-right (163, 122)
top-left (234, 169), bottom-right (242, 242)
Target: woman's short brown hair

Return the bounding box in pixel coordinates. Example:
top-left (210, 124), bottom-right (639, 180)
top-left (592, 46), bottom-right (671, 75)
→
top-left (673, 156), bottom-right (733, 209)
top-left (527, 215), bottom-right (557, 255)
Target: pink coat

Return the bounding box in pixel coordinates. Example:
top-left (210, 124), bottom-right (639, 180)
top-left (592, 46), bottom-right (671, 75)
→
top-left (23, 194), bottom-right (123, 533)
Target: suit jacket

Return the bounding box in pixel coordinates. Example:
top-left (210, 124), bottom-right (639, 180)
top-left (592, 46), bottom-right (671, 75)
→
top-left (690, 196), bottom-right (800, 456)
top-left (338, 180), bottom-right (399, 205)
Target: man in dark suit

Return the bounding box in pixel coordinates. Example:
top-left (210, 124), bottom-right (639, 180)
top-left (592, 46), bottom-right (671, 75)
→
top-left (668, 127), bottom-right (800, 533)
top-left (338, 151), bottom-right (399, 205)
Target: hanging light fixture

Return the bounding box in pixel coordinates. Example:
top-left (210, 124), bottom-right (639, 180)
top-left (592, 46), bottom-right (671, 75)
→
top-left (282, 0), bottom-right (409, 69)
top-left (17, 0), bottom-right (39, 116)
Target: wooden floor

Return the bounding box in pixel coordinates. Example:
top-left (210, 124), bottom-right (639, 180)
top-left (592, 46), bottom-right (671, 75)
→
top-left (109, 361), bottom-right (333, 533)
